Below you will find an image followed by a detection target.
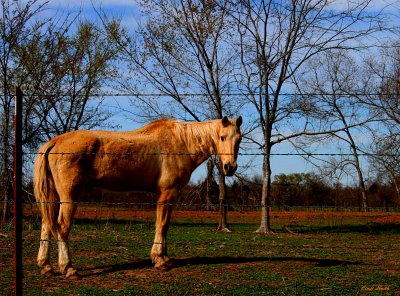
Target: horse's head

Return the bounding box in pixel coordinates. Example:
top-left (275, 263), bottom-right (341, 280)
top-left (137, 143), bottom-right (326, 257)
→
top-left (216, 116), bottom-right (242, 176)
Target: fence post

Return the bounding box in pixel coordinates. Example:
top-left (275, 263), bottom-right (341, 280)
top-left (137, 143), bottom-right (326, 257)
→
top-left (14, 86), bottom-right (23, 296)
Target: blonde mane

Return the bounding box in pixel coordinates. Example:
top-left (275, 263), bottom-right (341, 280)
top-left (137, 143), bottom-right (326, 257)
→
top-left (174, 120), bottom-right (220, 155)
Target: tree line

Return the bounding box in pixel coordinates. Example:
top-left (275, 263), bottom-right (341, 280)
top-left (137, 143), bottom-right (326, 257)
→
top-left (1, 0), bottom-right (399, 232)
top-left (177, 172), bottom-right (399, 211)
top-left (38, 172), bottom-right (397, 212)
top-left (168, 172), bottom-right (399, 212)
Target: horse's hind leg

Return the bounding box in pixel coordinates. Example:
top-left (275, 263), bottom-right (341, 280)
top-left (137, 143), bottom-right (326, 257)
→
top-left (37, 219), bottom-right (54, 276)
top-left (57, 201), bottom-right (78, 278)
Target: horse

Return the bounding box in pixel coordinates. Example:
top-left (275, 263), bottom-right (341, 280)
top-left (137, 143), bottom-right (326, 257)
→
top-left (34, 116), bottom-right (242, 278)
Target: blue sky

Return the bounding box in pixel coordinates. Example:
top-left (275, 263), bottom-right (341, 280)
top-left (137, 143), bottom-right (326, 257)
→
top-left (35, 0), bottom-right (400, 185)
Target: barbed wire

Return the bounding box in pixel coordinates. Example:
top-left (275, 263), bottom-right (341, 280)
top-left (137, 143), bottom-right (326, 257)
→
top-left (72, 92), bottom-right (400, 97)
top-left (0, 236), bottom-right (397, 252)
top-left (2, 199), bottom-right (400, 212)
top-left (1, 91), bottom-right (397, 98)
top-left (7, 151), bottom-right (399, 157)
top-left (1, 230), bottom-right (400, 252)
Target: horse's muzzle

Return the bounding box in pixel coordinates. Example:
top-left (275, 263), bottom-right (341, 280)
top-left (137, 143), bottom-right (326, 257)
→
top-left (223, 163), bottom-right (237, 176)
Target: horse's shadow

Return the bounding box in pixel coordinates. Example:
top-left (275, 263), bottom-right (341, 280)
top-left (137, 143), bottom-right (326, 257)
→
top-left (80, 256), bottom-right (359, 278)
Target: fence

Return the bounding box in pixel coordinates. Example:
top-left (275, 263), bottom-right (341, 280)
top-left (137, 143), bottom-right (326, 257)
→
top-left (2, 200), bottom-right (400, 295)
top-left (2, 88), bottom-right (400, 295)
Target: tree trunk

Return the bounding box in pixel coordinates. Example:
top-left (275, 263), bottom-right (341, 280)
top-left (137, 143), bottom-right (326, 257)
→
top-left (359, 178), bottom-right (369, 212)
top-left (395, 182), bottom-right (400, 204)
top-left (1, 175), bottom-right (12, 223)
top-left (1, 181), bottom-right (12, 223)
top-left (352, 146), bottom-right (369, 212)
top-left (205, 159), bottom-right (214, 211)
top-left (216, 161), bottom-right (231, 232)
top-left (1, 99), bottom-right (12, 223)
top-left (334, 100), bottom-right (369, 212)
top-left (255, 148), bottom-right (273, 233)
top-left (389, 172), bottom-right (400, 203)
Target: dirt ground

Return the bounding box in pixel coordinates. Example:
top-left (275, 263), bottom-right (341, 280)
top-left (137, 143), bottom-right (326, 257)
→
top-left (71, 206), bottom-right (400, 223)
top-left (3, 208), bottom-right (399, 295)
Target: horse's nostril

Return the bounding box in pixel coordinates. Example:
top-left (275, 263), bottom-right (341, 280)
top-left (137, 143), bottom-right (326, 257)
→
top-left (224, 163), bottom-right (229, 172)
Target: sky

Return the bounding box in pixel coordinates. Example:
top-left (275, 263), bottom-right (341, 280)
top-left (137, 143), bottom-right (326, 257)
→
top-left (33, 0), bottom-right (400, 185)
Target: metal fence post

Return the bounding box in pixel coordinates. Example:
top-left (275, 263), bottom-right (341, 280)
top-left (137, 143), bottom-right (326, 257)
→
top-left (14, 86), bottom-right (23, 296)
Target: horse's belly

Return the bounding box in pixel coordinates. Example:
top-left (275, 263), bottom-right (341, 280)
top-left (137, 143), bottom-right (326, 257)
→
top-left (90, 154), bottom-right (160, 192)
top-left (95, 181), bottom-right (156, 193)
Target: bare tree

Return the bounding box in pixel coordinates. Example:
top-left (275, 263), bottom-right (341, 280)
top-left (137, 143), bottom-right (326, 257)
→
top-left (24, 21), bottom-right (121, 138)
top-left (0, 0), bottom-right (49, 221)
top-left (298, 50), bottom-right (381, 211)
top-left (370, 134), bottom-right (400, 201)
top-left (362, 43), bottom-right (400, 125)
top-left (0, 1), bottom-right (122, 221)
top-left (361, 43), bottom-right (400, 199)
top-left (230, 0), bottom-right (387, 232)
top-left (110, 0), bottom-right (242, 231)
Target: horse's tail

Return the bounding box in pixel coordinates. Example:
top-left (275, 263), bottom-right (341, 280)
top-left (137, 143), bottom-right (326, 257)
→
top-left (34, 140), bottom-right (59, 237)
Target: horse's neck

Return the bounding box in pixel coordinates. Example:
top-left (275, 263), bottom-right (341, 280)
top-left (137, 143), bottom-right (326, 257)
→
top-left (178, 121), bottom-right (218, 163)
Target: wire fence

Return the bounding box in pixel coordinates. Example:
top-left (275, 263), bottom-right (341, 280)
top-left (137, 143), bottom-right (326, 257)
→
top-left (18, 151), bottom-right (396, 157)
top-left (1, 200), bottom-right (400, 294)
top-left (3, 199), bottom-right (400, 211)
top-left (1, 91), bottom-right (397, 97)
top-left (2, 189), bottom-right (399, 292)
top-left (1, 151), bottom-right (397, 159)
top-left (1, 88), bottom-right (399, 295)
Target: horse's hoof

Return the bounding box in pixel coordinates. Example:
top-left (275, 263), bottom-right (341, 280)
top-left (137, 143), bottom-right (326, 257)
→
top-left (65, 268), bottom-right (80, 279)
top-left (153, 255), bottom-right (173, 270)
top-left (157, 261), bottom-right (174, 271)
top-left (66, 273), bottom-right (80, 280)
top-left (154, 259), bottom-right (173, 271)
top-left (41, 269), bottom-right (55, 277)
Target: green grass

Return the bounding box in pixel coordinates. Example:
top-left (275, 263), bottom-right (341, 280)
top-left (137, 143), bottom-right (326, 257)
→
top-left (1, 211), bottom-right (400, 295)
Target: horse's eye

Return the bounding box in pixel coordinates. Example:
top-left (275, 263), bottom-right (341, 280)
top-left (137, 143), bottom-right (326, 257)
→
top-left (220, 136), bottom-right (225, 142)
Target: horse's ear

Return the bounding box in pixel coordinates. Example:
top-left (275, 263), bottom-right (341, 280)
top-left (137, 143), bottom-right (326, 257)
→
top-left (236, 116), bottom-right (242, 128)
top-left (221, 116), bottom-right (230, 127)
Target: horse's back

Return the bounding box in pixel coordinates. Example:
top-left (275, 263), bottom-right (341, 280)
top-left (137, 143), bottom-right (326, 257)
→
top-left (47, 122), bottom-right (173, 155)
top-left (40, 121), bottom-right (184, 193)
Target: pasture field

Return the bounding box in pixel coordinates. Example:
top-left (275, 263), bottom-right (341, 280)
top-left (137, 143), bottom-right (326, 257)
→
top-left (1, 208), bottom-right (400, 295)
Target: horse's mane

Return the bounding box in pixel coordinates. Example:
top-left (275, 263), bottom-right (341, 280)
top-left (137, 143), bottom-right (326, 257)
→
top-left (174, 120), bottom-right (219, 154)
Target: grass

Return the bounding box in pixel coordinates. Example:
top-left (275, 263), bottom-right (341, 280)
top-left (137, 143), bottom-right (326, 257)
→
top-left (1, 209), bottom-right (400, 295)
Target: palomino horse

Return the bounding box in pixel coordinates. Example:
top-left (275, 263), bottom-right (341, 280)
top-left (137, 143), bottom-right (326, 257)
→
top-left (34, 116), bottom-right (242, 278)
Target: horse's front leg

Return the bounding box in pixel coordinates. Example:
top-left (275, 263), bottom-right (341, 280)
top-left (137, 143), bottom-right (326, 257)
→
top-left (151, 188), bottom-right (176, 269)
